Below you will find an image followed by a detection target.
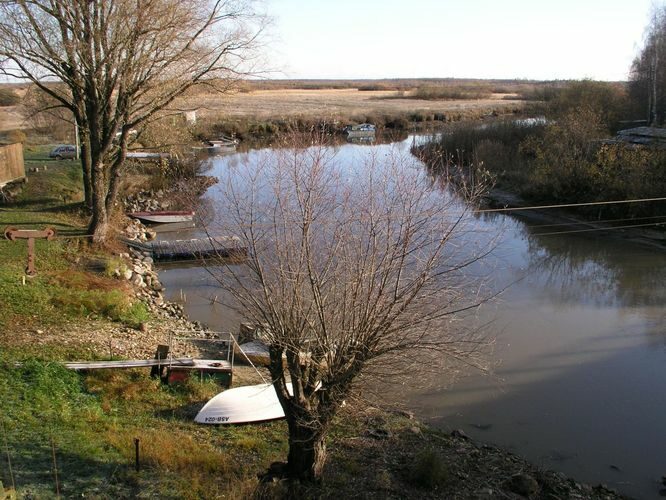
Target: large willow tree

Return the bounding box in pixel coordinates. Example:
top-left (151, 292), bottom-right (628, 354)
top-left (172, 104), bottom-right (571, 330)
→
top-left (208, 140), bottom-right (494, 483)
top-left (0, 0), bottom-right (264, 242)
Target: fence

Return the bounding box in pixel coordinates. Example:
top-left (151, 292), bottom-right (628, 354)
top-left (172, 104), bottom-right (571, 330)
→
top-left (0, 142), bottom-right (25, 187)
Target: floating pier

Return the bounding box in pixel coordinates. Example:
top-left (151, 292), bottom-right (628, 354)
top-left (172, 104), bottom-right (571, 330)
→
top-left (123, 236), bottom-right (247, 261)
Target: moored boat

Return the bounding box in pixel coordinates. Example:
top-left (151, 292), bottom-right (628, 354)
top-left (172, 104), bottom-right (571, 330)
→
top-left (344, 123), bottom-right (376, 138)
top-left (127, 210), bottom-right (195, 224)
top-left (193, 135), bottom-right (239, 155)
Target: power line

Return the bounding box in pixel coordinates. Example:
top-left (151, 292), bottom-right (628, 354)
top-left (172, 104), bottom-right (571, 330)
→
top-left (530, 220), bottom-right (666, 237)
top-left (475, 196), bottom-right (666, 213)
top-left (526, 214), bottom-right (666, 229)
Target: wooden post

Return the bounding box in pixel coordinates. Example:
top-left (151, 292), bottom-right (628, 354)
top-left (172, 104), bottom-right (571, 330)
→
top-left (4, 226), bottom-right (56, 276)
top-left (134, 438), bottom-right (140, 472)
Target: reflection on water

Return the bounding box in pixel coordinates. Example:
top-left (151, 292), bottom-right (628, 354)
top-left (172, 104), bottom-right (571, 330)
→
top-left (158, 136), bottom-right (666, 499)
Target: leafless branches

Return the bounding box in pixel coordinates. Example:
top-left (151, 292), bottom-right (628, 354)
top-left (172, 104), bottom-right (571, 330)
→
top-left (205, 136), bottom-right (496, 480)
top-left (0, 0), bottom-right (267, 241)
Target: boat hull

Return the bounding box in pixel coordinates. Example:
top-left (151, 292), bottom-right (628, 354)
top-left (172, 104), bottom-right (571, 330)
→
top-left (195, 383), bottom-right (292, 424)
top-left (128, 211), bottom-right (195, 224)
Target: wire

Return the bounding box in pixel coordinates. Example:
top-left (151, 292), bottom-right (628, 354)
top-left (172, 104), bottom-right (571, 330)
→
top-left (531, 220), bottom-right (666, 237)
top-left (525, 214), bottom-right (666, 229)
top-left (474, 196), bottom-right (666, 213)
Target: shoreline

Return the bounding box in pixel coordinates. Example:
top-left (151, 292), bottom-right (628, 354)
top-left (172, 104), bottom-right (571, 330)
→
top-left (484, 187), bottom-right (666, 251)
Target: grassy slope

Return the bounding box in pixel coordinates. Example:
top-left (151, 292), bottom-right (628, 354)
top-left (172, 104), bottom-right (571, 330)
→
top-left (0, 148), bottom-right (286, 498)
top-left (0, 146), bottom-right (150, 337)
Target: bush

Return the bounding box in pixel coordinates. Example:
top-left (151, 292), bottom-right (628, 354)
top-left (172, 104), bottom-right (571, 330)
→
top-left (409, 449), bottom-right (448, 489)
top-left (0, 88), bottom-right (20, 106)
top-left (3, 129), bottom-right (27, 144)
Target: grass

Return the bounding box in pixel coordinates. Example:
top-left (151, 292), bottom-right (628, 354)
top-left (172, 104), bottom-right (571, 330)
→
top-left (0, 144), bottom-right (151, 332)
top-left (0, 150), bottom-right (292, 498)
top-left (0, 360), bottom-right (290, 499)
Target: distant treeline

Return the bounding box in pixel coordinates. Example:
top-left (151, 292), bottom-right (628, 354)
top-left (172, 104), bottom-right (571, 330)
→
top-left (234, 78), bottom-right (629, 101)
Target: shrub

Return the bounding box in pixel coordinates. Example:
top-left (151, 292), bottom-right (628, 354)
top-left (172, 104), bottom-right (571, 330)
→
top-left (3, 129), bottom-right (27, 144)
top-left (409, 449), bottom-right (448, 489)
top-left (0, 88), bottom-right (20, 106)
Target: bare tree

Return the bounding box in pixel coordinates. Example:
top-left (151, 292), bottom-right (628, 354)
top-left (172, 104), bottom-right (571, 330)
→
top-left (630, 5), bottom-right (666, 125)
top-left (207, 138), bottom-right (494, 482)
top-left (0, 0), bottom-right (265, 242)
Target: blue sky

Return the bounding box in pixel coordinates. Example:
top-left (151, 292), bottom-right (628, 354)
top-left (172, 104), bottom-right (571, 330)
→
top-left (266, 0), bottom-right (657, 81)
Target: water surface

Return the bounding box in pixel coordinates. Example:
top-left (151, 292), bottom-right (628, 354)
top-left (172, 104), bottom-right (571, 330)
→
top-left (158, 137), bottom-right (666, 498)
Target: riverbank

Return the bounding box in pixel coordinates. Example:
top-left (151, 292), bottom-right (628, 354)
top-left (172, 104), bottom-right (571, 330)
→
top-left (483, 187), bottom-right (666, 251)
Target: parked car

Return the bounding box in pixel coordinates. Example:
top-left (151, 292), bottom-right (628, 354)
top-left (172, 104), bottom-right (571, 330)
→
top-left (49, 145), bottom-right (77, 160)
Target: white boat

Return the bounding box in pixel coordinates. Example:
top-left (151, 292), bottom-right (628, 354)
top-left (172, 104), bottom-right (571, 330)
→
top-left (126, 151), bottom-right (171, 161)
top-left (127, 211), bottom-right (195, 223)
top-left (193, 136), bottom-right (238, 155)
top-left (344, 123), bottom-right (376, 138)
top-left (195, 383), bottom-right (292, 424)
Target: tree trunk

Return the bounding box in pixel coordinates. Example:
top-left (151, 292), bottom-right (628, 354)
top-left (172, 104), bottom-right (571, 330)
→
top-left (88, 159), bottom-right (109, 244)
top-left (286, 419), bottom-right (327, 483)
top-left (81, 143), bottom-right (93, 210)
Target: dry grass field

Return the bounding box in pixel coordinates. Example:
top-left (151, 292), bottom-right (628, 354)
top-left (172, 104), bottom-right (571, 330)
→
top-left (179, 88), bottom-right (524, 122)
top-left (0, 80), bottom-right (532, 134)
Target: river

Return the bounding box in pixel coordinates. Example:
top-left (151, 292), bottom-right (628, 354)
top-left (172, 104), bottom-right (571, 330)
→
top-left (158, 136), bottom-right (666, 499)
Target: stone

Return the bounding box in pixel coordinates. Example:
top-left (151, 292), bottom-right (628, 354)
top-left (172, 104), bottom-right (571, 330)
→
top-left (472, 488), bottom-right (495, 500)
top-left (506, 473), bottom-right (540, 497)
top-left (123, 269), bottom-right (133, 280)
top-left (451, 429), bottom-right (469, 440)
top-left (130, 273), bottom-right (144, 287)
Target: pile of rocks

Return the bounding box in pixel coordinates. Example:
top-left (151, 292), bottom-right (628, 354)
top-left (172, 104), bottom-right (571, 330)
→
top-left (123, 218), bottom-right (156, 241)
top-left (124, 189), bottom-right (170, 213)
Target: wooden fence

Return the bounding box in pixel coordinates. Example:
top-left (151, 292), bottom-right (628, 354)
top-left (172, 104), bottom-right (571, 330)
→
top-left (0, 143), bottom-right (25, 186)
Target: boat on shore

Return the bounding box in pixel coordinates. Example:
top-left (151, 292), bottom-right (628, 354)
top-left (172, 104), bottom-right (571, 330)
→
top-left (127, 210), bottom-right (195, 224)
top-left (195, 382), bottom-right (292, 424)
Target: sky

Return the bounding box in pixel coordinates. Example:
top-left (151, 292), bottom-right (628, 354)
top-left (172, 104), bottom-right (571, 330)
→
top-left (265, 0), bottom-right (658, 81)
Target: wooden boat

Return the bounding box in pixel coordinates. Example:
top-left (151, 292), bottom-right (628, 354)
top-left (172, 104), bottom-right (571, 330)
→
top-left (127, 210), bottom-right (195, 224)
top-left (195, 383), bottom-right (292, 424)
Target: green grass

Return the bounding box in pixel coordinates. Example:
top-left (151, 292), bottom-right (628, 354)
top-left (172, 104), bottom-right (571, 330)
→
top-left (0, 361), bottom-right (289, 498)
top-left (0, 147), bottom-right (149, 331)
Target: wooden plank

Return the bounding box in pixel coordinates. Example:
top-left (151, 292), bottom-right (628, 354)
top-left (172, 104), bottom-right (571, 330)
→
top-left (63, 358), bottom-right (232, 371)
top-left (0, 143), bottom-right (25, 185)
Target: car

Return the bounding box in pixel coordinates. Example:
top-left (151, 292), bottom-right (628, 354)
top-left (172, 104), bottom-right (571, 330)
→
top-left (49, 145), bottom-right (77, 160)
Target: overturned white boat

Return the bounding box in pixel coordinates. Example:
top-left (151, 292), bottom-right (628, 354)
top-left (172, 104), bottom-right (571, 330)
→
top-left (195, 383), bottom-right (292, 425)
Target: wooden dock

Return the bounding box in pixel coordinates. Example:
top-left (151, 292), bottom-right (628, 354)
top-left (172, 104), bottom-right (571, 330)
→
top-left (64, 358), bottom-right (232, 372)
top-left (123, 236), bottom-right (247, 261)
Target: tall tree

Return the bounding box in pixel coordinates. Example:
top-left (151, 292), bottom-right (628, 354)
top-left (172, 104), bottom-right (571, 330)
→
top-left (630, 6), bottom-right (666, 125)
top-left (208, 139), bottom-right (494, 483)
top-left (0, 0), bottom-right (265, 242)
